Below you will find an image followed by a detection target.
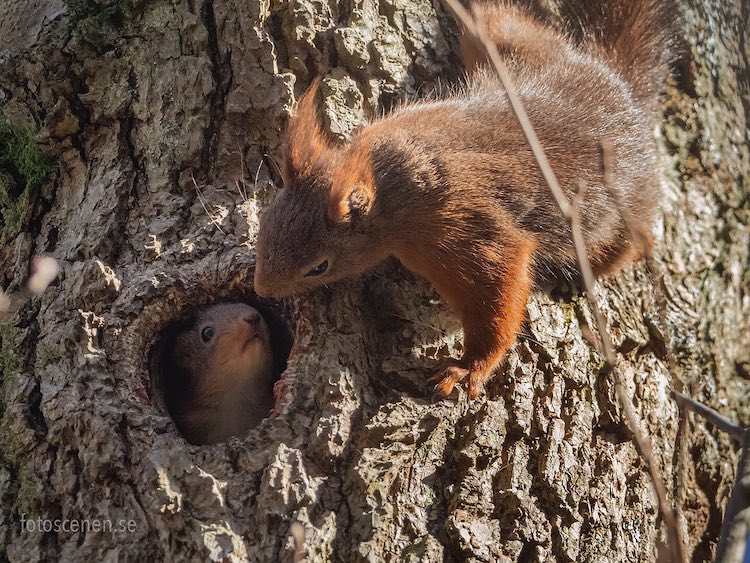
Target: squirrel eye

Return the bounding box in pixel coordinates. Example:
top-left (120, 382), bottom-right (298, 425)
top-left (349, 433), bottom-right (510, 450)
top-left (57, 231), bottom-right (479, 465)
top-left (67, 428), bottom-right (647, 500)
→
top-left (200, 326), bottom-right (215, 343)
top-left (305, 260), bottom-right (329, 277)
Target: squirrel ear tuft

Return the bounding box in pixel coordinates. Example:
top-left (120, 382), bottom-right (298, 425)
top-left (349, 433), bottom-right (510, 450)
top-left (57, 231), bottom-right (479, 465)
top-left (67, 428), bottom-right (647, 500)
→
top-left (283, 78), bottom-right (329, 182)
top-left (328, 182), bottom-right (373, 223)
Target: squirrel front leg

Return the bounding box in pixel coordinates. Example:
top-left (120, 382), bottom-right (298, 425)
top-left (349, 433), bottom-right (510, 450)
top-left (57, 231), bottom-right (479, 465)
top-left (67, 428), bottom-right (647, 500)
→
top-left (399, 238), bottom-right (536, 398)
top-left (440, 240), bottom-right (534, 397)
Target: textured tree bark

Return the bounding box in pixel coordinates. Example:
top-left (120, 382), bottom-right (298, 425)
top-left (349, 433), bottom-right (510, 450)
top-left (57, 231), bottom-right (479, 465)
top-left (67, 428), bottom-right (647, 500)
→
top-left (0, 0), bottom-right (747, 561)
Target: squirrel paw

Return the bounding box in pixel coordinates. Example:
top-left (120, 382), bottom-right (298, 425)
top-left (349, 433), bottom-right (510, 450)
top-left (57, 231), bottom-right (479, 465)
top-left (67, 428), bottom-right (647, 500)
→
top-left (432, 364), bottom-right (468, 397)
top-left (432, 358), bottom-right (487, 398)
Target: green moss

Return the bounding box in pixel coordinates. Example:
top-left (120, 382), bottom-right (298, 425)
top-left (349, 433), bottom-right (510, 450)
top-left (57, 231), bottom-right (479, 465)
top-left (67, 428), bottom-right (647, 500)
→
top-left (0, 119), bottom-right (52, 245)
top-left (66, 0), bottom-right (126, 29)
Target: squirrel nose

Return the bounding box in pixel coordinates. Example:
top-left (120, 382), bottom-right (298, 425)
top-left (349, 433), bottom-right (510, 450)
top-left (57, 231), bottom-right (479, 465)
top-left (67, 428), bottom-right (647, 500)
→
top-left (253, 269), bottom-right (271, 298)
top-left (255, 286), bottom-right (272, 298)
top-left (254, 283), bottom-right (273, 298)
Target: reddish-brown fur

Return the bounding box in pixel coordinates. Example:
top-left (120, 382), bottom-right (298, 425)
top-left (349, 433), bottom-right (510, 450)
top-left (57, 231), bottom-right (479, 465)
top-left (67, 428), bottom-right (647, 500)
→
top-left (254, 0), bottom-right (676, 397)
top-left (460, 3), bottom-right (566, 72)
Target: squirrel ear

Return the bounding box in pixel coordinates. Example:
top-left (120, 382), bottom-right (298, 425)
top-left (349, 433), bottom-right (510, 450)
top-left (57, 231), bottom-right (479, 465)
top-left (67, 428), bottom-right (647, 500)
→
top-left (284, 78), bottom-right (329, 182)
top-left (328, 144), bottom-right (375, 223)
top-left (328, 182), bottom-right (373, 223)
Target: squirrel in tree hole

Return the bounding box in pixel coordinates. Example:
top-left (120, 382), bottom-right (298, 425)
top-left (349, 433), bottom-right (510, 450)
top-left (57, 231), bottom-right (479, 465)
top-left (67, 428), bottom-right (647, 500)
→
top-left (253, 0), bottom-right (677, 398)
top-left (161, 303), bottom-right (275, 444)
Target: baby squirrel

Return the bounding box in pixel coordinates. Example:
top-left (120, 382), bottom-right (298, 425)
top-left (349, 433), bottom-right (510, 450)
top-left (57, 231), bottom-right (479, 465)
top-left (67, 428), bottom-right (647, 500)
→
top-left (161, 303), bottom-right (274, 444)
top-left (254, 0), bottom-right (676, 398)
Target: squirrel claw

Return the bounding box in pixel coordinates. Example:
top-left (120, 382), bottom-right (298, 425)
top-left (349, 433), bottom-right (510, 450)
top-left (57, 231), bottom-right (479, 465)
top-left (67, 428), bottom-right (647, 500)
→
top-left (431, 361), bottom-right (469, 397)
top-left (431, 359), bottom-right (488, 398)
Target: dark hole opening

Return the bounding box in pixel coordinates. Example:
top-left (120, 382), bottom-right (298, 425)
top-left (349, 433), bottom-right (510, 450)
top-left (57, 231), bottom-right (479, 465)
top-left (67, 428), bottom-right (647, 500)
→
top-left (250, 298), bottom-right (294, 381)
top-left (150, 296), bottom-right (294, 445)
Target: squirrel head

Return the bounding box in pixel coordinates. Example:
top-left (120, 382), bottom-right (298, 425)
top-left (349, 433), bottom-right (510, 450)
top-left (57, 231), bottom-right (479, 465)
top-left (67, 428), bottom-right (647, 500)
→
top-left (170, 304), bottom-right (272, 387)
top-left (254, 80), bottom-right (382, 298)
top-left (164, 303), bottom-right (274, 444)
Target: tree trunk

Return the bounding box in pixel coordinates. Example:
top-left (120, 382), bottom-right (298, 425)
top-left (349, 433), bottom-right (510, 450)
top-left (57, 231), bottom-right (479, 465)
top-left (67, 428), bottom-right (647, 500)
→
top-left (0, 0), bottom-right (747, 561)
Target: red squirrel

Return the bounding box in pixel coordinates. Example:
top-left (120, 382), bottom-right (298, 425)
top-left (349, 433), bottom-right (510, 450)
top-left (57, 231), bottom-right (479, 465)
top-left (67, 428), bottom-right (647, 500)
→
top-left (253, 0), bottom-right (677, 398)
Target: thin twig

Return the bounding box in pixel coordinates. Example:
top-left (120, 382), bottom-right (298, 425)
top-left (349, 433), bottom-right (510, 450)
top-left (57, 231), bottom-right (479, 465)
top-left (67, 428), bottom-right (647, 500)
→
top-left (236, 143), bottom-right (249, 202)
top-left (390, 312), bottom-right (448, 335)
top-left (716, 431), bottom-right (750, 563)
top-left (191, 173), bottom-right (226, 235)
top-left (572, 180), bottom-right (616, 363)
top-left (266, 152), bottom-right (285, 186)
top-left (602, 139), bottom-right (693, 554)
top-left (602, 134), bottom-right (693, 554)
top-left (601, 138), bottom-right (688, 556)
top-left (441, 2), bottom-right (685, 561)
top-left (672, 391), bottom-right (745, 442)
top-left (672, 392), bottom-right (750, 562)
top-left (235, 179), bottom-right (247, 203)
top-left (254, 158), bottom-right (264, 195)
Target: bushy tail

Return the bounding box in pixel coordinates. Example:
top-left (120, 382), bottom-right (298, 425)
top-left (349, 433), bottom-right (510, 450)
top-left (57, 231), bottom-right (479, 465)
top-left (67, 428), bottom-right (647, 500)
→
top-left (555, 0), bottom-right (680, 106)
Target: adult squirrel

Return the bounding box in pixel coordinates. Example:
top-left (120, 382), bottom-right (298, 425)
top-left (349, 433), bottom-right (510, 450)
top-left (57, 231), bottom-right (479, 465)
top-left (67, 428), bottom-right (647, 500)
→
top-left (161, 303), bottom-right (275, 444)
top-left (254, 0), bottom-right (677, 398)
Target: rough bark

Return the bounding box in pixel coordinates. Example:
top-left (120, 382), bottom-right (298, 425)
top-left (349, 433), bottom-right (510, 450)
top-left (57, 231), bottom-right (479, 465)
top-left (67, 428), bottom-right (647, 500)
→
top-left (0, 0), bottom-right (747, 561)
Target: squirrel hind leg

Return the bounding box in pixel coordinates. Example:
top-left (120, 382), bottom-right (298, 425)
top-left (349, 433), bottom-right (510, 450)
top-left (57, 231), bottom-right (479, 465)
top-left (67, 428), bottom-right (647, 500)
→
top-left (589, 231), bottom-right (654, 278)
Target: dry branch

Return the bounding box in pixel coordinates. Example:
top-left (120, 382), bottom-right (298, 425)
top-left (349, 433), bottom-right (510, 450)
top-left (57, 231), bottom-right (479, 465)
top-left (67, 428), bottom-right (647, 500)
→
top-left (717, 433), bottom-right (750, 563)
top-left (441, 1), bottom-right (686, 561)
top-left (673, 391), bottom-right (745, 442)
top-left (673, 391), bottom-right (750, 562)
